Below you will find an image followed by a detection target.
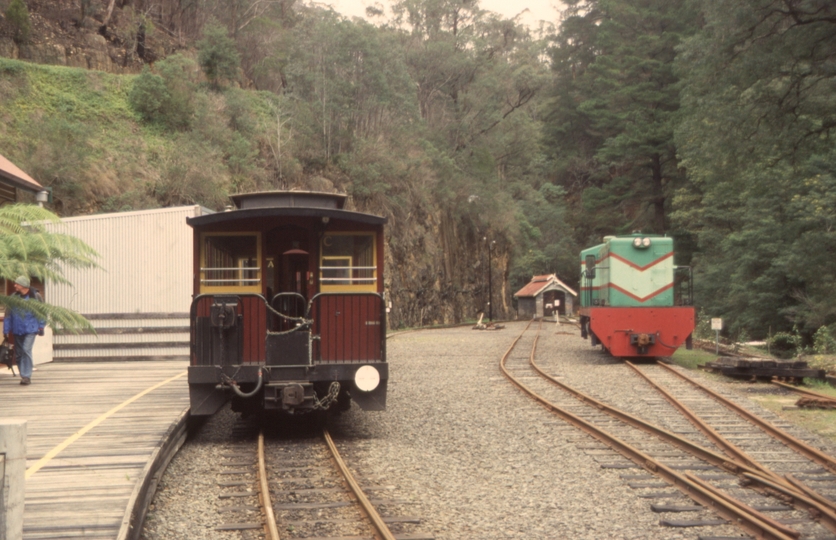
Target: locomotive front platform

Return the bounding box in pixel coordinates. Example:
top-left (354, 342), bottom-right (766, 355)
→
top-left (1, 359), bottom-right (189, 539)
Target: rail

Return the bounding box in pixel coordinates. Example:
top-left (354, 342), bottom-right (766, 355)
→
top-left (771, 380), bottom-right (836, 407)
top-left (258, 431), bottom-right (280, 540)
top-left (256, 428), bottom-right (397, 540)
top-left (500, 322), bottom-right (804, 540)
top-left (656, 361), bottom-right (836, 474)
top-left (628, 361), bottom-right (836, 531)
top-left (323, 429), bottom-right (397, 540)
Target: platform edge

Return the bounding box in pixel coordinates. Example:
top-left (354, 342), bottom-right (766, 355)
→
top-left (118, 408), bottom-right (190, 540)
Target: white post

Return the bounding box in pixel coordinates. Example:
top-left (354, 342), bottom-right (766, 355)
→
top-left (711, 318), bottom-right (723, 356)
top-left (0, 419), bottom-right (26, 540)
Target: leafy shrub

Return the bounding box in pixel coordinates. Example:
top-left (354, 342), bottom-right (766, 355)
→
top-left (5, 0), bottom-right (31, 44)
top-left (152, 133), bottom-right (229, 209)
top-left (693, 310), bottom-right (713, 340)
top-left (197, 21), bottom-right (240, 89)
top-left (128, 67), bottom-right (169, 122)
top-left (128, 56), bottom-right (197, 129)
top-left (154, 54), bottom-right (198, 129)
top-left (769, 331), bottom-right (801, 358)
top-left (813, 326), bottom-right (836, 355)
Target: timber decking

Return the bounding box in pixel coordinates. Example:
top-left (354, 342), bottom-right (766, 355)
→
top-left (0, 360), bottom-right (190, 540)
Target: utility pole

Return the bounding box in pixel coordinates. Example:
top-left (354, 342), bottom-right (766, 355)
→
top-left (484, 237), bottom-right (495, 321)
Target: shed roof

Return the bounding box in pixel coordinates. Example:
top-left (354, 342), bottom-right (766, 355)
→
top-left (0, 153), bottom-right (43, 193)
top-left (514, 274), bottom-right (578, 298)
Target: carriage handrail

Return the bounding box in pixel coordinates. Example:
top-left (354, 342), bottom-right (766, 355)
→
top-left (270, 291), bottom-right (306, 306)
top-left (200, 267), bottom-right (262, 271)
top-left (318, 265), bottom-right (376, 270)
top-left (200, 279), bottom-right (261, 283)
top-left (320, 278), bottom-right (377, 283)
top-left (268, 292), bottom-right (310, 331)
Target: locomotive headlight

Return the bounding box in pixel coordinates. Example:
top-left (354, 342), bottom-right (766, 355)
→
top-left (354, 365), bottom-right (380, 392)
top-left (642, 237), bottom-right (651, 247)
top-left (633, 237), bottom-right (642, 248)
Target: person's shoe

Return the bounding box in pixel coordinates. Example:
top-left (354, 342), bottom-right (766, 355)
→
top-left (20, 377), bottom-right (30, 385)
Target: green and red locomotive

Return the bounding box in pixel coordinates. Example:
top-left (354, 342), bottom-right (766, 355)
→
top-left (579, 234), bottom-right (695, 358)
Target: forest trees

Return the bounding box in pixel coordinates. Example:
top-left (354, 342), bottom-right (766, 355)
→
top-left (673, 0), bottom-right (836, 338)
top-left (390, 0), bottom-right (559, 288)
top-left (538, 0), bottom-right (836, 340)
top-left (20, 0), bottom-right (836, 333)
top-left (543, 0), bottom-right (699, 244)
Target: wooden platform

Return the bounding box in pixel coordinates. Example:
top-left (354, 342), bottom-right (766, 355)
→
top-left (1, 360), bottom-right (190, 539)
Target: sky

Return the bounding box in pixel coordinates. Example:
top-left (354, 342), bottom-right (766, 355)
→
top-left (319, 0), bottom-right (565, 30)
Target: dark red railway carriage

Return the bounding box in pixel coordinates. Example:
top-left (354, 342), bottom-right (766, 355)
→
top-left (187, 191), bottom-right (388, 416)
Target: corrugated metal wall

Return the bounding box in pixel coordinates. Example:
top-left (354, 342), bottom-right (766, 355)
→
top-left (47, 206), bottom-right (201, 313)
top-left (45, 206), bottom-right (204, 361)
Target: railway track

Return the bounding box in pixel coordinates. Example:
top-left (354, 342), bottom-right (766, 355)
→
top-left (502, 321), bottom-right (836, 540)
top-left (205, 414), bottom-right (431, 540)
top-left (213, 417), bottom-right (265, 535)
top-left (255, 421), bottom-right (431, 540)
top-left (629, 363), bottom-right (836, 522)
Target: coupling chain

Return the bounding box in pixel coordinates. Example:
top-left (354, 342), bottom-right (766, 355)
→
top-left (313, 381), bottom-right (341, 410)
top-left (265, 301), bottom-right (313, 336)
top-left (266, 301), bottom-right (310, 324)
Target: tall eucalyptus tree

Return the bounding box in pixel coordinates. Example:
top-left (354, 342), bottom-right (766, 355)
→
top-left (543, 0), bottom-right (699, 241)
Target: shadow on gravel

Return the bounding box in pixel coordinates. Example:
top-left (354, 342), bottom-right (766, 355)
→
top-left (626, 357), bottom-right (660, 365)
top-left (573, 347), bottom-right (624, 366)
top-left (185, 404), bottom-right (331, 443)
top-left (259, 410), bottom-right (328, 440)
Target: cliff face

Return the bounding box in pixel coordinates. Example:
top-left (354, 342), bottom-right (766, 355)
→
top-left (0, 0), bottom-right (175, 73)
top-left (377, 204), bottom-right (509, 329)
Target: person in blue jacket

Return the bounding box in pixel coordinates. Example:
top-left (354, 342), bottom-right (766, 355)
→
top-left (4, 276), bottom-right (45, 386)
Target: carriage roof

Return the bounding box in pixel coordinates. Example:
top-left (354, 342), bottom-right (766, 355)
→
top-left (186, 191), bottom-right (387, 228)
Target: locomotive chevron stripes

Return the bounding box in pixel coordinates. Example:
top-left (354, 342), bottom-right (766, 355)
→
top-left (579, 235), bottom-right (695, 358)
top-left (580, 236), bottom-right (675, 308)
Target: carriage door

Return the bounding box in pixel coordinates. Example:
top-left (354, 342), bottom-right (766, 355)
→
top-left (265, 227), bottom-right (310, 330)
top-left (281, 250), bottom-right (309, 298)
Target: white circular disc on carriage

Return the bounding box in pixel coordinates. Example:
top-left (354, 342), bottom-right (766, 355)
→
top-left (354, 365), bottom-right (380, 392)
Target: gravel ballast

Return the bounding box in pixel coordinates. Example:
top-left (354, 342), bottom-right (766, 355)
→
top-left (142, 321), bottom-right (836, 539)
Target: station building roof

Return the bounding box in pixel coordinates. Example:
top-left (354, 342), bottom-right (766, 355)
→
top-left (0, 153), bottom-right (44, 194)
top-left (514, 274), bottom-right (577, 299)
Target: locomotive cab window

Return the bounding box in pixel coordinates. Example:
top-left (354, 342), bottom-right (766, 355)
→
top-left (200, 232), bottom-right (262, 293)
top-left (320, 233), bottom-right (376, 292)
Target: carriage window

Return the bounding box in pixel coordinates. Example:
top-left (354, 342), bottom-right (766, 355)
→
top-left (320, 233), bottom-right (376, 292)
top-left (200, 233), bottom-right (261, 293)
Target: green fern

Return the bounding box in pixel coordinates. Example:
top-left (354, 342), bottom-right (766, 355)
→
top-left (0, 204), bottom-right (99, 332)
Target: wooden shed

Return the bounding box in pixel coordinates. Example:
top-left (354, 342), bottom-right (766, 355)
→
top-left (514, 274), bottom-right (578, 319)
top-left (0, 153), bottom-right (46, 204)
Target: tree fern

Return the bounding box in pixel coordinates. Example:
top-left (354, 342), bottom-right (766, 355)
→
top-left (0, 204), bottom-right (98, 332)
